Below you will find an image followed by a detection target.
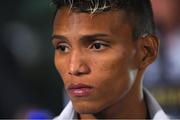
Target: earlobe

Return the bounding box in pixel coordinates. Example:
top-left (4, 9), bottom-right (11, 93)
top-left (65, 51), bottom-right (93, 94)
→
top-left (139, 34), bottom-right (160, 70)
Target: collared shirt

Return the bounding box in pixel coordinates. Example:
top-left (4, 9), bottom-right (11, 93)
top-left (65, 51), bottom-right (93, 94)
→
top-left (54, 89), bottom-right (169, 120)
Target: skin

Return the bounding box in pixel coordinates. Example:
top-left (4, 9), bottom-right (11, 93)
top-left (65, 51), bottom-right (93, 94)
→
top-left (52, 7), bottom-right (159, 119)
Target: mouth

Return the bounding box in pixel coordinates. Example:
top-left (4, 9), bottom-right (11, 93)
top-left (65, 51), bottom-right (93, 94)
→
top-left (67, 83), bottom-right (94, 97)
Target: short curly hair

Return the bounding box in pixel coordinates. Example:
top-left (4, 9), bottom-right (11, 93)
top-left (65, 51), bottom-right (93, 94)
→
top-left (52, 0), bottom-right (155, 39)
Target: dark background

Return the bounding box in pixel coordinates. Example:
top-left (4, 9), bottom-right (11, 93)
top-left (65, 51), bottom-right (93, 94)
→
top-left (0, 0), bottom-right (63, 118)
top-left (0, 0), bottom-right (180, 118)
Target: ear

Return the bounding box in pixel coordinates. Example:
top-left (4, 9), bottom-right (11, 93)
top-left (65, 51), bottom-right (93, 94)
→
top-left (138, 34), bottom-right (160, 70)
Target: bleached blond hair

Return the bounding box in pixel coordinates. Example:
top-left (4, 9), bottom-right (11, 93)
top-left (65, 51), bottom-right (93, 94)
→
top-left (52, 0), bottom-right (155, 39)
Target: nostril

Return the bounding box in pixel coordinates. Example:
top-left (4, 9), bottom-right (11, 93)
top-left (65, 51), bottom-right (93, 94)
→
top-left (68, 64), bottom-right (90, 76)
top-left (68, 71), bottom-right (78, 75)
top-left (79, 64), bottom-right (90, 74)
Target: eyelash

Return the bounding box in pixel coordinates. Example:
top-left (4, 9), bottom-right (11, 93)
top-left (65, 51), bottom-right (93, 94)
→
top-left (89, 42), bottom-right (109, 51)
top-left (56, 43), bottom-right (70, 53)
top-left (55, 41), bottom-right (109, 53)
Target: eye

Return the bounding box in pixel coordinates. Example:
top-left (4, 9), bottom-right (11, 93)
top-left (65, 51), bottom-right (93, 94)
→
top-left (93, 43), bottom-right (102, 49)
top-left (56, 43), bottom-right (70, 53)
top-left (90, 41), bottom-right (109, 51)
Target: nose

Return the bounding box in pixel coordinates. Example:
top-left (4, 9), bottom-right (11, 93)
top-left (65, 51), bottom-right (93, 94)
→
top-left (68, 51), bottom-right (90, 76)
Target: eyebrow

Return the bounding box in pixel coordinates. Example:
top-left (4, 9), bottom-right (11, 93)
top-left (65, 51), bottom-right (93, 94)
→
top-left (80, 33), bottom-right (110, 41)
top-left (51, 33), bottom-right (110, 41)
top-left (52, 35), bottom-right (67, 41)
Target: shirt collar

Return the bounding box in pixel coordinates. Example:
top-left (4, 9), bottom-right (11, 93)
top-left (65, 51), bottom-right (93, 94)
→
top-left (143, 88), bottom-right (169, 119)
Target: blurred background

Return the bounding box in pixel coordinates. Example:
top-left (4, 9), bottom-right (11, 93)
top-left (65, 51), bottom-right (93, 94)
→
top-left (0, 0), bottom-right (179, 118)
top-left (144, 0), bottom-right (180, 118)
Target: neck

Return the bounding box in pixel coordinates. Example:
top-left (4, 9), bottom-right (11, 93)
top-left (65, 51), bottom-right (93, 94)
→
top-left (80, 70), bottom-right (147, 119)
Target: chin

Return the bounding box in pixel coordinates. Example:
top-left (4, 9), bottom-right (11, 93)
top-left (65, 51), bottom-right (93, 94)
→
top-left (72, 101), bottom-right (102, 114)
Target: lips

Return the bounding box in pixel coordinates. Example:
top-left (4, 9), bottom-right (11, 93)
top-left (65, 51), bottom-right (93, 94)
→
top-left (67, 83), bottom-right (94, 97)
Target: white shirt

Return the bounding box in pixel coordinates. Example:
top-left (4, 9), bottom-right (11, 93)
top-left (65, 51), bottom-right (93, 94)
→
top-left (54, 89), bottom-right (169, 120)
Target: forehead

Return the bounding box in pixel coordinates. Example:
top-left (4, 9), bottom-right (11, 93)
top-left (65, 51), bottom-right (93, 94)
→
top-left (53, 7), bottom-right (132, 37)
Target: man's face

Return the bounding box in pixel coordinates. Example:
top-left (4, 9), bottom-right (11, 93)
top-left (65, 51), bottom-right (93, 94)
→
top-left (53, 8), bottom-right (139, 114)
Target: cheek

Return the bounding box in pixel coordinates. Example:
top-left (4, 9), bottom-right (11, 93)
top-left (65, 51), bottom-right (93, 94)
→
top-left (91, 48), bottom-right (135, 96)
top-left (91, 50), bottom-right (129, 75)
top-left (91, 51), bottom-right (131, 90)
top-left (55, 54), bottom-right (62, 73)
top-left (87, 54), bottom-right (132, 111)
top-left (54, 53), bottom-right (68, 80)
